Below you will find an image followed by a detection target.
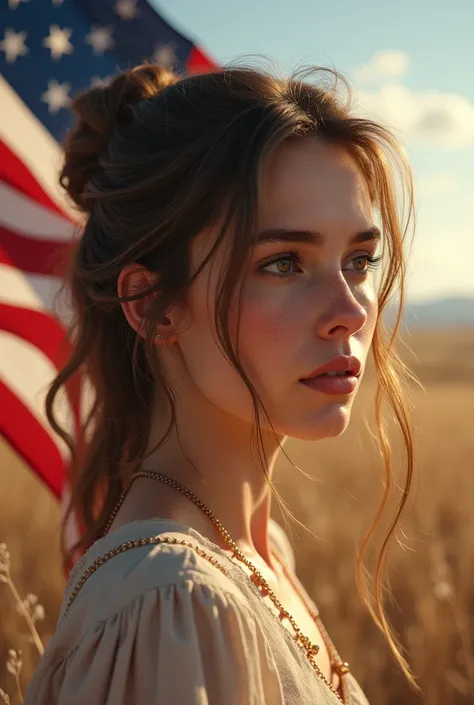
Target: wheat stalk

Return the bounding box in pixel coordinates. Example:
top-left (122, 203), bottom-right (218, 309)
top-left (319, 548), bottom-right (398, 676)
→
top-left (0, 543), bottom-right (46, 704)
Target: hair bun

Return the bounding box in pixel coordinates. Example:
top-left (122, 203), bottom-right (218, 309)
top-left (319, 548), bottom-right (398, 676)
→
top-left (60, 63), bottom-right (178, 211)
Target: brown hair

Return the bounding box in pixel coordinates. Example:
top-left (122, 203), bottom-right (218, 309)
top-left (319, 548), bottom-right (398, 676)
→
top-left (47, 60), bottom-right (417, 687)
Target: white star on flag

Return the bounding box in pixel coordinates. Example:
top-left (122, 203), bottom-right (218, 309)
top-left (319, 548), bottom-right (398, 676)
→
top-left (8, 0), bottom-right (30, 9)
top-left (85, 26), bottom-right (114, 55)
top-left (90, 75), bottom-right (112, 88)
top-left (114, 0), bottom-right (139, 21)
top-left (42, 25), bottom-right (73, 61)
top-left (41, 79), bottom-right (71, 114)
top-left (153, 42), bottom-right (177, 69)
top-left (0, 28), bottom-right (28, 63)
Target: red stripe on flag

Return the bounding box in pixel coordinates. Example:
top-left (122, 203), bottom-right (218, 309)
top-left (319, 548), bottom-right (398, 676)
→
top-left (0, 226), bottom-right (73, 276)
top-left (0, 138), bottom-right (72, 221)
top-left (0, 380), bottom-right (65, 497)
top-left (0, 303), bottom-right (82, 424)
top-left (186, 46), bottom-right (218, 73)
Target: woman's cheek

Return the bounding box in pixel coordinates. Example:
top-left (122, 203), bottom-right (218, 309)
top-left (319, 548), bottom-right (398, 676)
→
top-left (358, 285), bottom-right (379, 341)
top-left (365, 280), bottom-right (379, 317)
top-left (239, 284), bottom-right (297, 341)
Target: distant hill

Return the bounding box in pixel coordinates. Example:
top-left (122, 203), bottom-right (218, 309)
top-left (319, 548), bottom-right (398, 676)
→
top-left (386, 297), bottom-right (474, 327)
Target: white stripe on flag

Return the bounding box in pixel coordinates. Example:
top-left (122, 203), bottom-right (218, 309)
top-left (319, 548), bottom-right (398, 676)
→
top-left (0, 75), bottom-right (76, 218)
top-left (0, 331), bottom-right (73, 459)
top-left (0, 181), bottom-right (78, 240)
top-left (0, 263), bottom-right (72, 323)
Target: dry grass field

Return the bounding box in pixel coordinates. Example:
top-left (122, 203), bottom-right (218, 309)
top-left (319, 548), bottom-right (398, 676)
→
top-left (1, 327), bottom-right (473, 704)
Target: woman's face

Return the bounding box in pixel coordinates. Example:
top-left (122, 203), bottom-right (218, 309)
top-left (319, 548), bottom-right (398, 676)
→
top-left (175, 137), bottom-right (380, 441)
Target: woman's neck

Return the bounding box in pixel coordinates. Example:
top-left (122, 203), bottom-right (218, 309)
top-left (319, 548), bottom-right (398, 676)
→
top-left (126, 385), bottom-right (286, 569)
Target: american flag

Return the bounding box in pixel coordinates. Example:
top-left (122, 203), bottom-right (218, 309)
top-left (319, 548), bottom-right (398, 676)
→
top-left (0, 0), bottom-right (216, 560)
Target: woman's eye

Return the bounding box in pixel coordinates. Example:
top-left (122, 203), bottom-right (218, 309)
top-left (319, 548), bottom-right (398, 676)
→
top-left (346, 254), bottom-right (382, 273)
top-left (259, 252), bottom-right (303, 278)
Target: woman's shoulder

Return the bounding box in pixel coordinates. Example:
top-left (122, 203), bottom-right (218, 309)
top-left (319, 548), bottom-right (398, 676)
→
top-left (60, 518), bottom-right (243, 624)
top-left (24, 519), bottom-right (295, 705)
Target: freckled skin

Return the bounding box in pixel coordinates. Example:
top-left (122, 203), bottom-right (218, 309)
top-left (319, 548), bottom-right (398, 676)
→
top-left (175, 137), bottom-right (379, 441)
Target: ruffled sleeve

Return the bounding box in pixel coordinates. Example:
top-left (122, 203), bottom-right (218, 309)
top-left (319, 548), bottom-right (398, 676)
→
top-left (24, 578), bottom-right (285, 705)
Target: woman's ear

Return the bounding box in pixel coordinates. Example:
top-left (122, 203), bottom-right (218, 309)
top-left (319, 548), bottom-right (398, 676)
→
top-left (117, 264), bottom-right (173, 342)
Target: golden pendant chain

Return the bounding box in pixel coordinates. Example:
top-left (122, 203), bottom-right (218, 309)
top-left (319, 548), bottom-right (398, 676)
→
top-left (78, 470), bottom-right (349, 703)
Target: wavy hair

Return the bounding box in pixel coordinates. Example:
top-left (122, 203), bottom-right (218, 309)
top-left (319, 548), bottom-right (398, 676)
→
top-left (46, 60), bottom-right (417, 687)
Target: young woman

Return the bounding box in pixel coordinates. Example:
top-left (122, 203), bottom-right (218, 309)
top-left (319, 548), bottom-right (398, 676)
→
top-left (24, 61), bottom-right (416, 704)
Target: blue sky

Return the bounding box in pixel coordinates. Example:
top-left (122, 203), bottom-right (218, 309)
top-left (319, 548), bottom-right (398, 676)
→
top-left (156, 0), bottom-right (474, 302)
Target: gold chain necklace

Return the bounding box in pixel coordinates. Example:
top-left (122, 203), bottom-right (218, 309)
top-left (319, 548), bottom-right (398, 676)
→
top-left (99, 470), bottom-right (349, 703)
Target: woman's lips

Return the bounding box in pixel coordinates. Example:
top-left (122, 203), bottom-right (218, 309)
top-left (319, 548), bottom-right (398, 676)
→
top-left (299, 374), bottom-right (358, 395)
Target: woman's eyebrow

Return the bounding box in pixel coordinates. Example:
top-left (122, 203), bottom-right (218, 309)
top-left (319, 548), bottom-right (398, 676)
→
top-left (255, 226), bottom-right (381, 246)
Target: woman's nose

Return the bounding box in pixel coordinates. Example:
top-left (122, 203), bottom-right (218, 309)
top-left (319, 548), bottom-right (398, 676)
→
top-left (315, 276), bottom-right (369, 340)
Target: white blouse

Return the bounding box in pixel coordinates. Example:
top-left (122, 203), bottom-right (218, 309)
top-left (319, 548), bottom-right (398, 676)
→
top-left (24, 518), bottom-right (369, 705)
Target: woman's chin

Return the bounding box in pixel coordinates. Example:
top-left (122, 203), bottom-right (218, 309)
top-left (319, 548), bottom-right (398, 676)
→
top-left (284, 405), bottom-right (352, 442)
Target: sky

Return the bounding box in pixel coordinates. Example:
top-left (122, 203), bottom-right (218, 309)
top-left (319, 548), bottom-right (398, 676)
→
top-left (155, 0), bottom-right (474, 302)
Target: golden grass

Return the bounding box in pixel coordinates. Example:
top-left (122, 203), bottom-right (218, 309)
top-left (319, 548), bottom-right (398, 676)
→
top-left (1, 327), bottom-right (473, 704)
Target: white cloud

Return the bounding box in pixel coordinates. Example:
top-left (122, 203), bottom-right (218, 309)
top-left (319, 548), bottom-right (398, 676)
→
top-left (351, 53), bottom-right (474, 149)
top-left (405, 224), bottom-right (474, 300)
top-left (353, 50), bottom-right (411, 84)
